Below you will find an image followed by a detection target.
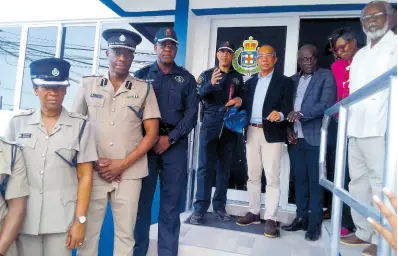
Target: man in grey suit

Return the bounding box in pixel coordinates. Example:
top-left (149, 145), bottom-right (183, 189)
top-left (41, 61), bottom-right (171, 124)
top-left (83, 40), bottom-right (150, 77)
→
top-left (281, 45), bottom-right (336, 241)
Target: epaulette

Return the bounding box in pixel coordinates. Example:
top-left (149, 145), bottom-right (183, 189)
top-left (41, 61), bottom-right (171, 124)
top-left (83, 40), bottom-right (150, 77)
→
top-left (0, 137), bottom-right (21, 147)
top-left (82, 74), bottom-right (103, 78)
top-left (132, 76), bottom-right (146, 83)
top-left (68, 112), bottom-right (88, 120)
top-left (14, 109), bottom-right (35, 117)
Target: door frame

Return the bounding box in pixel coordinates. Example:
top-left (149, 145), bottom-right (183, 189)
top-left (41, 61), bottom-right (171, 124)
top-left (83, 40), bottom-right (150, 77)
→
top-left (191, 15), bottom-right (300, 212)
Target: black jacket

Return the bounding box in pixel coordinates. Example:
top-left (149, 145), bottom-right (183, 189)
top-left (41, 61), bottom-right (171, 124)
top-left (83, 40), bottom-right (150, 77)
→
top-left (241, 72), bottom-right (294, 143)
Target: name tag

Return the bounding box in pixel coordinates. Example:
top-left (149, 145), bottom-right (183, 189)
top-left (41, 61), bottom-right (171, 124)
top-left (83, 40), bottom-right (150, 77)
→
top-left (126, 95), bottom-right (139, 99)
top-left (18, 133), bottom-right (32, 138)
top-left (90, 93), bottom-right (104, 99)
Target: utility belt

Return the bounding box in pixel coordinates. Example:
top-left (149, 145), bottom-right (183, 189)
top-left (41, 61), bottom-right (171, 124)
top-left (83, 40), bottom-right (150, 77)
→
top-left (159, 122), bottom-right (176, 136)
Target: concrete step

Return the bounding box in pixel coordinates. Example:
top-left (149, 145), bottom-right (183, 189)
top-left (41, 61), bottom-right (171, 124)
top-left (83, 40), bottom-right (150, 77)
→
top-left (146, 212), bottom-right (365, 256)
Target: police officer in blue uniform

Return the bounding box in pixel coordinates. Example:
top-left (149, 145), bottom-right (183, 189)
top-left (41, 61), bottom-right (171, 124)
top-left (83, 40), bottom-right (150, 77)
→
top-left (190, 41), bottom-right (244, 225)
top-left (133, 27), bottom-right (199, 256)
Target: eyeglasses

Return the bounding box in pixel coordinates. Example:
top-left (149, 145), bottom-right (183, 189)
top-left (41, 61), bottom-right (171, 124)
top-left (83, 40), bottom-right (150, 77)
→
top-left (361, 12), bottom-right (387, 22)
top-left (330, 40), bottom-right (353, 54)
top-left (257, 53), bottom-right (275, 59)
top-left (298, 57), bottom-right (317, 64)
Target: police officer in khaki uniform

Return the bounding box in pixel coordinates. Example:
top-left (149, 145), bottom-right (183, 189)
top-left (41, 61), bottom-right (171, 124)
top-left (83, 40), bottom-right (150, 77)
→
top-left (0, 138), bottom-right (29, 256)
top-left (4, 58), bottom-right (98, 256)
top-left (72, 29), bottom-right (161, 256)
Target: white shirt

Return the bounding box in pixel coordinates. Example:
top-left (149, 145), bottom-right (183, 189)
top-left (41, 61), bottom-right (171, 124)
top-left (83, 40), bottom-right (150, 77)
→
top-left (250, 72), bottom-right (273, 123)
top-left (347, 31), bottom-right (397, 138)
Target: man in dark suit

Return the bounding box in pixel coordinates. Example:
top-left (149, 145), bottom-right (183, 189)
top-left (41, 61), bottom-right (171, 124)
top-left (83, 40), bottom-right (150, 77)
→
top-left (282, 45), bottom-right (336, 241)
top-left (236, 45), bottom-right (294, 238)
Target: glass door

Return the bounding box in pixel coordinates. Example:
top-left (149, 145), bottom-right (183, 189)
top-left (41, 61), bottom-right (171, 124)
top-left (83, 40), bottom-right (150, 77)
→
top-left (203, 16), bottom-right (300, 212)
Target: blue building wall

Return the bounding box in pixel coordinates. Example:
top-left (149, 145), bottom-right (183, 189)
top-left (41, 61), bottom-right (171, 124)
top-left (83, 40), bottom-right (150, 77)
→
top-left (72, 181), bottom-right (161, 256)
top-left (72, 1), bottom-right (189, 254)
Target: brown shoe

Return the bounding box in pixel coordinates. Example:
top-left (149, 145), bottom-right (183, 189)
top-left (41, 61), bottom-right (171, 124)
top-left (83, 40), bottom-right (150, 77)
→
top-left (236, 212), bottom-right (260, 226)
top-left (340, 234), bottom-right (370, 246)
top-left (264, 219), bottom-right (280, 238)
top-left (362, 244), bottom-right (377, 256)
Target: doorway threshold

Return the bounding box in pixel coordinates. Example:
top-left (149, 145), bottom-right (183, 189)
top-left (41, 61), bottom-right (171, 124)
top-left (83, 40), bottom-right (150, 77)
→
top-left (146, 212), bottom-right (364, 256)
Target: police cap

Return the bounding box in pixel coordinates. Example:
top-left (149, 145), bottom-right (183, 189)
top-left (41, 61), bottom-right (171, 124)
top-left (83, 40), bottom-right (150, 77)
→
top-left (30, 58), bottom-right (71, 87)
top-left (154, 27), bottom-right (179, 44)
top-left (218, 41), bottom-right (235, 53)
top-left (102, 29), bottom-right (142, 51)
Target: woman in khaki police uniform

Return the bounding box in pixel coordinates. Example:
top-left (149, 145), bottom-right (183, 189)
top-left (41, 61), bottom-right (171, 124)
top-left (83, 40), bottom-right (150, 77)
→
top-left (4, 58), bottom-right (98, 256)
top-left (0, 137), bottom-right (29, 256)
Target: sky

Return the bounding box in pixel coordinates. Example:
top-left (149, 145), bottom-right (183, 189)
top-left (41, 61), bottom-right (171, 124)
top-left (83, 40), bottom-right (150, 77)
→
top-left (0, 0), bottom-right (117, 23)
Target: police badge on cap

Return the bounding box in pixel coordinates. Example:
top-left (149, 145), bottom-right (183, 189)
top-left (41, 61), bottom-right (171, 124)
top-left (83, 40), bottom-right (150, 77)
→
top-left (154, 27), bottom-right (179, 44)
top-left (102, 29), bottom-right (142, 51)
top-left (29, 58), bottom-right (71, 87)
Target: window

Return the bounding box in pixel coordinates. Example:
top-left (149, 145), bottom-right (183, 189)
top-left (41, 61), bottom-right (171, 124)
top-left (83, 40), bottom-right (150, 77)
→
top-left (61, 26), bottom-right (96, 110)
top-left (20, 27), bottom-right (57, 110)
top-left (0, 27), bottom-right (21, 110)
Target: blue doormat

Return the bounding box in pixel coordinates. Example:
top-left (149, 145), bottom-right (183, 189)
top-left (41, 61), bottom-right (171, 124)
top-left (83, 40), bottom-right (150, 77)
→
top-left (184, 212), bottom-right (280, 235)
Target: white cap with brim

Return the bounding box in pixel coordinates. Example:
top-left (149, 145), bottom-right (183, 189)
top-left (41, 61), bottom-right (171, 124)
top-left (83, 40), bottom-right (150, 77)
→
top-left (32, 78), bottom-right (70, 87)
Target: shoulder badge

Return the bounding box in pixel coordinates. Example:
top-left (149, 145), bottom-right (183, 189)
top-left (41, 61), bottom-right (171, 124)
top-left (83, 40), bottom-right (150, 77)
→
top-left (197, 75), bottom-right (204, 86)
top-left (68, 112), bottom-right (88, 120)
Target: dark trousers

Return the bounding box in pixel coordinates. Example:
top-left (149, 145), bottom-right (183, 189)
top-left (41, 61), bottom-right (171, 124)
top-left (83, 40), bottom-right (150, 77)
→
top-left (134, 138), bottom-right (188, 256)
top-left (288, 138), bottom-right (323, 230)
top-left (325, 118), bottom-right (355, 230)
top-left (194, 115), bottom-right (236, 213)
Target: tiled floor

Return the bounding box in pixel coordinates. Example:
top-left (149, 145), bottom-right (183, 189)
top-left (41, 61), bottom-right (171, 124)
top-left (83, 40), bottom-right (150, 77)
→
top-left (147, 212), bottom-right (364, 256)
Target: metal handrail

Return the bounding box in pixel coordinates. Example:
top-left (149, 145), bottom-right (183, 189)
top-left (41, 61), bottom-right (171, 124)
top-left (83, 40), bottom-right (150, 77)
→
top-left (319, 65), bottom-right (397, 256)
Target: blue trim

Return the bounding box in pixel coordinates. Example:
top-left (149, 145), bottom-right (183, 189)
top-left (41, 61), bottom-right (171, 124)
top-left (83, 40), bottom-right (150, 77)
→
top-left (191, 4), bottom-right (369, 16)
top-left (174, 0), bottom-right (190, 67)
top-left (100, 0), bottom-right (174, 17)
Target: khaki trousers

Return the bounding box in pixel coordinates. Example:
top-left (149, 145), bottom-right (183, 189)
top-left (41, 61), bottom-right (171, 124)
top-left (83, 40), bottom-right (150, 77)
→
top-left (77, 179), bottom-right (142, 256)
top-left (17, 233), bottom-right (70, 256)
top-left (246, 126), bottom-right (283, 220)
top-left (348, 136), bottom-right (384, 244)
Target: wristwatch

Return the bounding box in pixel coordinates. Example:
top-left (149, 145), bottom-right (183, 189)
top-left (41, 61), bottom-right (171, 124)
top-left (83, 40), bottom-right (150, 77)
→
top-left (169, 137), bottom-right (176, 145)
top-left (75, 216), bottom-right (87, 224)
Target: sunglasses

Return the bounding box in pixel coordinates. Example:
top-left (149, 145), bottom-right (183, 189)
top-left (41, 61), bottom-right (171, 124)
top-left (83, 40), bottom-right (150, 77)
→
top-left (330, 40), bottom-right (353, 54)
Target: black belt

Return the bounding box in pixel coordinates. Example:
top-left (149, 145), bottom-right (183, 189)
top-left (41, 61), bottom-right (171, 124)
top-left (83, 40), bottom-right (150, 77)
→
top-left (159, 123), bottom-right (176, 136)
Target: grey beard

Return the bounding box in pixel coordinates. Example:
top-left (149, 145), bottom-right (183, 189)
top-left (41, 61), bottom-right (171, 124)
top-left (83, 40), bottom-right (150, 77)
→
top-left (363, 22), bottom-right (389, 40)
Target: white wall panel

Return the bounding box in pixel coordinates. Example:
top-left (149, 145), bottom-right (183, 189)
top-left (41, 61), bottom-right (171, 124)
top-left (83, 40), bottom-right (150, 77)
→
top-left (115, 0), bottom-right (176, 12)
top-left (191, 0), bottom-right (373, 9)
